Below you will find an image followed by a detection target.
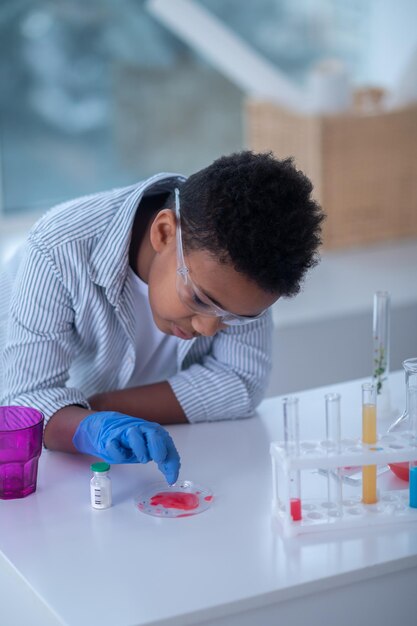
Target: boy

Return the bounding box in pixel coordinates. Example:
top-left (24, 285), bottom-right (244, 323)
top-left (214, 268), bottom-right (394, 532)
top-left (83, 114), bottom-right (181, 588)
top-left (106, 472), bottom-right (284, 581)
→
top-left (0, 151), bottom-right (324, 484)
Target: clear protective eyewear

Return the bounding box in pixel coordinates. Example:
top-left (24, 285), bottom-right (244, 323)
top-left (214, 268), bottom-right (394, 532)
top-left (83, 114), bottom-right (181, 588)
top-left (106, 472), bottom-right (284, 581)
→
top-left (174, 188), bottom-right (266, 326)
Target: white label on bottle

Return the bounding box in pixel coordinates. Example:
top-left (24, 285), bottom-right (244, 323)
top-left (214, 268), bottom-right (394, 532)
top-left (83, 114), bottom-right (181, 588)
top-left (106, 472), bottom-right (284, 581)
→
top-left (90, 483), bottom-right (111, 509)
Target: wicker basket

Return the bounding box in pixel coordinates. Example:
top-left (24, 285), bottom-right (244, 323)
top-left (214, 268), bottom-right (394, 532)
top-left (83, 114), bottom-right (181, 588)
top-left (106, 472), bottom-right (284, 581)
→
top-left (245, 99), bottom-right (417, 249)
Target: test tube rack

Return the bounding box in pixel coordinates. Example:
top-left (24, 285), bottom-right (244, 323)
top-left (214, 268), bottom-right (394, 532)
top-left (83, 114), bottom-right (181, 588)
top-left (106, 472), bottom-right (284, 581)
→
top-left (270, 430), bottom-right (417, 537)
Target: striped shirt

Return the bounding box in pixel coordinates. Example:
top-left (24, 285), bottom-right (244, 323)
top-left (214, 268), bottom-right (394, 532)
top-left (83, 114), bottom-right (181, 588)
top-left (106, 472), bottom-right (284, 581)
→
top-left (0, 173), bottom-right (273, 425)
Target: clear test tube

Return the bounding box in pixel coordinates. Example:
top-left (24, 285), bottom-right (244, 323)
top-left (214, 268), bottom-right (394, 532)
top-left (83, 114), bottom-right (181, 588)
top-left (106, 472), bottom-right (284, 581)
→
top-left (325, 393), bottom-right (343, 516)
top-left (373, 291), bottom-right (391, 420)
top-left (362, 382), bottom-right (378, 504)
top-left (408, 385), bottom-right (417, 508)
top-left (283, 396), bottom-right (302, 521)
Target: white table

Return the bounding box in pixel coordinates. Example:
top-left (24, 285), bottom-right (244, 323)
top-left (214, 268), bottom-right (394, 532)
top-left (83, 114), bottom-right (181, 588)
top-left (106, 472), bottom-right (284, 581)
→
top-left (1, 371), bottom-right (417, 626)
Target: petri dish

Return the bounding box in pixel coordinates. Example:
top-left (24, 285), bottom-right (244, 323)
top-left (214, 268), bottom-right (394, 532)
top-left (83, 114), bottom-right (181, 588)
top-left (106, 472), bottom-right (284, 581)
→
top-left (135, 480), bottom-right (213, 518)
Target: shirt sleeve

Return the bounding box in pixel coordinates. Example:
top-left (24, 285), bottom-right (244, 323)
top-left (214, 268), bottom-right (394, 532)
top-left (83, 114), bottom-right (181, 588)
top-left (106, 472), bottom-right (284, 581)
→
top-left (168, 310), bottom-right (273, 423)
top-left (0, 236), bottom-right (91, 425)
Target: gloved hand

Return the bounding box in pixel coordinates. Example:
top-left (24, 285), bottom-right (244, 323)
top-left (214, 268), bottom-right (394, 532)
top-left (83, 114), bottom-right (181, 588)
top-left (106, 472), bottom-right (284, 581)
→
top-left (73, 412), bottom-right (180, 484)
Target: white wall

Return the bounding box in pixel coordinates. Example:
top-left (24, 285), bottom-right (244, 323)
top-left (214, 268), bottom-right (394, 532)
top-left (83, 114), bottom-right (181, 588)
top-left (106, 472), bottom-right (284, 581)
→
top-left (266, 238), bottom-right (417, 398)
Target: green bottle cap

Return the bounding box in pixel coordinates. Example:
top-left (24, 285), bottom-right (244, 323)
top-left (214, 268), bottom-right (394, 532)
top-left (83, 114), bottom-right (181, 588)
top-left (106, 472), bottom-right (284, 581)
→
top-left (91, 462), bottom-right (110, 472)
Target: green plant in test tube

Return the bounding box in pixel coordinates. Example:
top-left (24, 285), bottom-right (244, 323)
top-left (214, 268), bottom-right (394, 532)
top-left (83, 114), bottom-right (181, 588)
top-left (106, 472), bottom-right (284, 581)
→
top-left (373, 291), bottom-right (390, 395)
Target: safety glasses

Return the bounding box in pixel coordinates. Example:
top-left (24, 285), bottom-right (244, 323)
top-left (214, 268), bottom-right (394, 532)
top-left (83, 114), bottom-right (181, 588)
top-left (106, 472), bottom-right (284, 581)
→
top-left (174, 188), bottom-right (266, 326)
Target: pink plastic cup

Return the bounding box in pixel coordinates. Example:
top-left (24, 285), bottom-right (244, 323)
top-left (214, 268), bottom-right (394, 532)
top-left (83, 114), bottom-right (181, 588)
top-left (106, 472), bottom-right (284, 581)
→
top-left (0, 406), bottom-right (44, 499)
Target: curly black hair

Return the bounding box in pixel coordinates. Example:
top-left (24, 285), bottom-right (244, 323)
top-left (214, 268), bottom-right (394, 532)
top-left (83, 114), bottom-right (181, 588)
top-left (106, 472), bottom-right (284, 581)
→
top-left (176, 151), bottom-right (325, 297)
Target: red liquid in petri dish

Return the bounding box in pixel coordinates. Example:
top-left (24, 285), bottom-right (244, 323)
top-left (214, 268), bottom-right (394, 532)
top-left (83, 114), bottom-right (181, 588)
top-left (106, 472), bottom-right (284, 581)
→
top-left (150, 492), bottom-right (199, 510)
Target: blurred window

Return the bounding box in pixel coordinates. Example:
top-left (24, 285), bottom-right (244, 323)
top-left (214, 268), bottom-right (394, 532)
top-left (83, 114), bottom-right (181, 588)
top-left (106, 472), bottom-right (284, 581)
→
top-left (0, 0), bottom-right (369, 217)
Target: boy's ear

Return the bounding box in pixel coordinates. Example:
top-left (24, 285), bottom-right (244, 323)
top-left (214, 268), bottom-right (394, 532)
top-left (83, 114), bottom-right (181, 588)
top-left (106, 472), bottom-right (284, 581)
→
top-left (149, 209), bottom-right (176, 253)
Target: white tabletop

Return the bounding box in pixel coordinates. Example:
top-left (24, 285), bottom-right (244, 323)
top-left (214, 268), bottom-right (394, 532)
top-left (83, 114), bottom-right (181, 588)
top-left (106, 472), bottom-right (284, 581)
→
top-left (1, 371), bottom-right (417, 626)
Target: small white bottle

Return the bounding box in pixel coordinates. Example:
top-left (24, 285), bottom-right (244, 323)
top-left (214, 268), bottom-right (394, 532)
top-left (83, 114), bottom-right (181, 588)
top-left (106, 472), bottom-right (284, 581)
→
top-left (90, 462), bottom-right (112, 509)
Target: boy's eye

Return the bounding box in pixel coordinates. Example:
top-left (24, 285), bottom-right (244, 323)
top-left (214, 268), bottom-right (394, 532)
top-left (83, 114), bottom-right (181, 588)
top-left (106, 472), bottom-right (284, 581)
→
top-left (192, 293), bottom-right (210, 309)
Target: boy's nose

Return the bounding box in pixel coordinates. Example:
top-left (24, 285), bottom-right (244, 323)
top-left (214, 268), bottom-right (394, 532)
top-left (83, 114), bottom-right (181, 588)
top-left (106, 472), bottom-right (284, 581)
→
top-left (191, 315), bottom-right (223, 337)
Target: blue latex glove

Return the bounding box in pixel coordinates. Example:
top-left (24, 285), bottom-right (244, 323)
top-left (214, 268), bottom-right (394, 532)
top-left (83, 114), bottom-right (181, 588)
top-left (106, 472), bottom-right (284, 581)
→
top-left (73, 412), bottom-right (180, 484)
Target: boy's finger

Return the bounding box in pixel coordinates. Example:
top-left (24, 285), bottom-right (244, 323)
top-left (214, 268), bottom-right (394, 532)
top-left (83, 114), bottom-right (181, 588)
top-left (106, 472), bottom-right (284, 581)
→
top-left (144, 430), bottom-right (168, 464)
top-left (125, 427), bottom-right (150, 464)
top-left (105, 437), bottom-right (133, 463)
top-left (159, 438), bottom-right (181, 484)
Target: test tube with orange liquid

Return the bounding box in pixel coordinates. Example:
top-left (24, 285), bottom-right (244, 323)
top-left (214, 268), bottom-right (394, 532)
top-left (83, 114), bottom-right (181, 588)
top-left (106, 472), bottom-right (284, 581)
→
top-left (362, 382), bottom-right (378, 504)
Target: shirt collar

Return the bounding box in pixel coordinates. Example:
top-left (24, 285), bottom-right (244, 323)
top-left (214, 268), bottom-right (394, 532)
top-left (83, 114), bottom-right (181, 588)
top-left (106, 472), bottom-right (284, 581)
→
top-left (89, 172), bottom-right (186, 306)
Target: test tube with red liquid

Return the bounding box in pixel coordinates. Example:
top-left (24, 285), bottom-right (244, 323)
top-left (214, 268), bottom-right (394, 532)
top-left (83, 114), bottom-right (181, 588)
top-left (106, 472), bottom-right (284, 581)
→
top-left (283, 396), bottom-right (302, 521)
